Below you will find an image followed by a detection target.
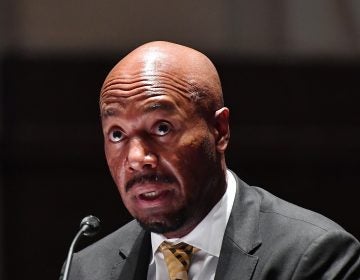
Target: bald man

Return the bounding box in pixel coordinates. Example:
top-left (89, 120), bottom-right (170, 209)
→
top-left (62, 41), bottom-right (360, 280)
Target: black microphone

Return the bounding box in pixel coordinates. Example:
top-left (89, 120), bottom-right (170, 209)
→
top-left (61, 215), bottom-right (100, 280)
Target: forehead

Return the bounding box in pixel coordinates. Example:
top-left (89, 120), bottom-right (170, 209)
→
top-left (100, 66), bottom-right (201, 117)
top-left (100, 93), bottom-right (190, 119)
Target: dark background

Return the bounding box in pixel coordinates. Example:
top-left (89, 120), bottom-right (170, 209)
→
top-left (1, 55), bottom-right (360, 280)
top-left (1, 1), bottom-right (360, 279)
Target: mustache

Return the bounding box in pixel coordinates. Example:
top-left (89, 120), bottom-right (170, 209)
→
top-left (125, 173), bottom-right (176, 192)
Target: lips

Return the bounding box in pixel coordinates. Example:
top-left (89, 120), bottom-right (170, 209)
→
top-left (139, 189), bottom-right (170, 201)
top-left (130, 185), bottom-right (174, 211)
top-left (125, 173), bottom-right (176, 208)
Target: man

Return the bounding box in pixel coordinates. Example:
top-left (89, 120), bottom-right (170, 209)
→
top-left (63, 41), bottom-right (360, 279)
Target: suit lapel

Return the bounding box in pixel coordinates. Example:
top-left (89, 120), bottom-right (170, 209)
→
top-left (215, 172), bottom-right (262, 280)
top-left (110, 172), bottom-right (262, 280)
top-left (215, 236), bottom-right (259, 280)
top-left (111, 227), bottom-right (151, 280)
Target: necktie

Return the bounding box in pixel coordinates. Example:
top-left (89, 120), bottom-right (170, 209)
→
top-left (159, 241), bottom-right (197, 280)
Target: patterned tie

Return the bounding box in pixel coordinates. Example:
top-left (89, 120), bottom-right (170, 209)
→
top-left (159, 241), bottom-right (197, 280)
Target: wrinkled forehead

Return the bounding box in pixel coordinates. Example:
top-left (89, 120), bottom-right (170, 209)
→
top-left (99, 43), bottom-right (223, 120)
top-left (101, 94), bottom-right (193, 123)
top-left (100, 61), bottom-right (203, 114)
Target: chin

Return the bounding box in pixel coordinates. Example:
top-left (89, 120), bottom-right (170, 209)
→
top-left (136, 212), bottom-right (187, 234)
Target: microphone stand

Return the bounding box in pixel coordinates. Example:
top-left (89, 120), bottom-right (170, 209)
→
top-left (62, 216), bottom-right (100, 280)
top-left (62, 224), bottom-right (88, 280)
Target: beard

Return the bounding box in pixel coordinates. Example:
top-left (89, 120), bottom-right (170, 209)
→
top-left (126, 133), bottom-right (223, 235)
top-left (136, 207), bottom-right (188, 234)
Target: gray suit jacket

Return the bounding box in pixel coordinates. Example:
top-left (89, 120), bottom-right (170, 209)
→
top-left (62, 173), bottom-right (360, 279)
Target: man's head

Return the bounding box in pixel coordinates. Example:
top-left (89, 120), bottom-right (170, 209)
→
top-left (100, 41), bottom-right (230, 238)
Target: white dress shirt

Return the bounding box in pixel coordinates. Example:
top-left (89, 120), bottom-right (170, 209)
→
top-left (147, 170), bottom-right (237, 280)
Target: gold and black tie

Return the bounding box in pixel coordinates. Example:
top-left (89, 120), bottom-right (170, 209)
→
top-left (159, 241), bottom-right (197, 280)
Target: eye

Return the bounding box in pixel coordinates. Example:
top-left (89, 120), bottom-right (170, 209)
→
top-left (109, 129), bottom-right (124, 142)
top-left (154, 122), bottom-right (171, 136)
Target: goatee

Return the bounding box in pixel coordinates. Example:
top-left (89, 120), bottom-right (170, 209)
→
top-left (136, 211), bottom-right (187, 234)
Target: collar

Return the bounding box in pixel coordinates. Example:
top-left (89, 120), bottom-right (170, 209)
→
top-left (150, 169), bottom-right (236, 260)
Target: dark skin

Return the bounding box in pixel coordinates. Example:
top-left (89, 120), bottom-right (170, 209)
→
top-left (100, 41), bottom-right (230, 238)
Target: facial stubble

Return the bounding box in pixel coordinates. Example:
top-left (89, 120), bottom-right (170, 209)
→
top-left (135, 135), bottom-right (221, 235)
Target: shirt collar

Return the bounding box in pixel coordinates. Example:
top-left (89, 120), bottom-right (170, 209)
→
top-left (150, 169), bottom-right (236, 258)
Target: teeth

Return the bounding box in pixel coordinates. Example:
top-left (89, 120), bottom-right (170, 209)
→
top-left (143, 191), bottom-right (158, 198)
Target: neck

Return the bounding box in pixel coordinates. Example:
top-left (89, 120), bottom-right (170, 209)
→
top-left (163, 168), bottom-right (227, 239)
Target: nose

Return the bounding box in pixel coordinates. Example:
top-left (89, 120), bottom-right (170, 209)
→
top-left (126, 138), bottom-right (158, 172)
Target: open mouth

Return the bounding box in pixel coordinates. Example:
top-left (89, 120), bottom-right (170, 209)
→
top-left (138, 190), bottom-right (170, 201)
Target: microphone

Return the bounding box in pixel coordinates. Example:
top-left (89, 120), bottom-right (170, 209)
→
top-left (61, 215), bottom-right (100, 280)
top-left (79, 215), bottom-right (101, 237)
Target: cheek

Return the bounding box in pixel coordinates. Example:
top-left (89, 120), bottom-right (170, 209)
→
top-left (104, 144), bottom-right (115, 170)
top-left (173, 129), bottom-right (217, 186)
top-left (179, 128), bottom-right (216, 165)
top-left (104, 144), bottom-right (124, 182)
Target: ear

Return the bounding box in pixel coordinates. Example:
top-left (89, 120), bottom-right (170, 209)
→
top-left (213, 107), bottom-right (230, 153)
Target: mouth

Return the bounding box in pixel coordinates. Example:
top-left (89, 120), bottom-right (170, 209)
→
top-left (138, 189), bottom-right (170, 201)
top-left (125, 173), bottom-right (177, 209)
top-left (131, 185), bottom-right (174, 210)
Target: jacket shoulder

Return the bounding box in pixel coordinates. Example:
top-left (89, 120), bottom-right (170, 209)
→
top-left (255, 186), bottom-right (344, 233)
top-left (66, 220), bottom-right (142, 280)
top-left (239, 183), bottom-right (360, 278)
top-left (78, 219), bottom-right (142, 258)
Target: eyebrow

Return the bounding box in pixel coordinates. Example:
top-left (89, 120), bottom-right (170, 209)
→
top-left (100, 101), bottom-right (177, 119)
top-left (143, 101), bottom-right (177, 114)
top-left (100, 107), bottom-right (119, 118)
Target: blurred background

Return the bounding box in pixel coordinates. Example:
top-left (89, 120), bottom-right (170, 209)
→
top-left (1, 1), bottom-right (360, 279)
